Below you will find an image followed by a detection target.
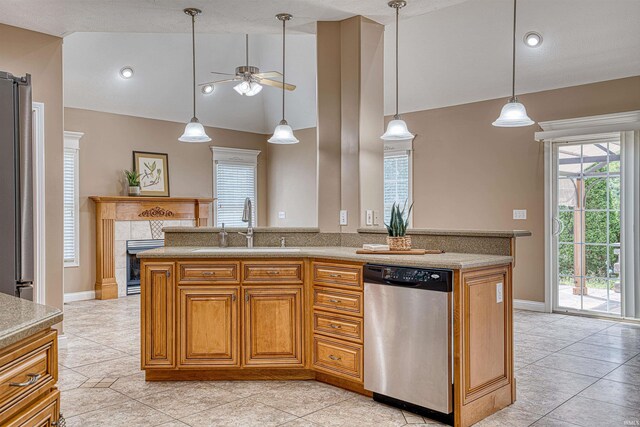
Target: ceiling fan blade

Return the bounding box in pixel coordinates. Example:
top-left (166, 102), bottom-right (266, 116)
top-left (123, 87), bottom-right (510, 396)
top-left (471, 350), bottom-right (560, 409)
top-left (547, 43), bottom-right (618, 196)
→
top-left (260, 78), bottom-right (296, 91)
top-left (198, 78), bottom-right (239, 86)
top-left (254, 71), bottom-right (282, 79)
top-left (210, 71), bottom-right (236, 76)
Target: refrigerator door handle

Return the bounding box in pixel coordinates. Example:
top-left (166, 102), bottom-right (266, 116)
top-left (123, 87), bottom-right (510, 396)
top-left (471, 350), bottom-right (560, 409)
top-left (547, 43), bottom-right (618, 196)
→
top-left (17, 76), bottom-right (34, 285)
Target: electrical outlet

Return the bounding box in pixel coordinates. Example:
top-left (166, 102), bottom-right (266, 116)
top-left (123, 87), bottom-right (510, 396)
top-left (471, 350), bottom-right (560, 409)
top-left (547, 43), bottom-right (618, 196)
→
top-left (373, 210), bottom-right (380, 225)
top-left (365, 210), bottom-right (373, 226)
top-left (278, 211), bottom-right (286, 219)
top-left (513, 209), bottom-right (527, 220)
top-left (339, 210), bottom-right (348, 226)
top-left (496, 282), bottom-right (503, 303)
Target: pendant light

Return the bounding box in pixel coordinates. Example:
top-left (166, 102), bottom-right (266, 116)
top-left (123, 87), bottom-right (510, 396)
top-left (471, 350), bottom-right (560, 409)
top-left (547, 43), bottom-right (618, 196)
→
top-left (268, 13), bottom-right (299, 144)
top-left (179, 8), bottom-right (211, 143)
top-left (234, 35), bottom-right (264, 96)
top-left (492, 0), bottom-right (534, 127)
top-left (381, 0), bottom-right (414, 141)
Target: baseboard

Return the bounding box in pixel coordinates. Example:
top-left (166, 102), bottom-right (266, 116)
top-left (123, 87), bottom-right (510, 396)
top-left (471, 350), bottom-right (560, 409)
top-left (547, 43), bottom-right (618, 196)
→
top-left (514, 299), bottom-right (547, 312)
top-left (57, 334), bottom-right (68, 349)
top-left (64, 290), bottom-right (96, 303)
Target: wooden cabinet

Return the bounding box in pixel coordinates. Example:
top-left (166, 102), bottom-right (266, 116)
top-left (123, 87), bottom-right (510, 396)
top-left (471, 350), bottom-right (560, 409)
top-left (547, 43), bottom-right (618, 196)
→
top-left (242, 261), bottom-right (304, 285)
top-left (313, 262), bottom-right (362, 290)
top-left (178, 262), bottom-right (240, 285)
top-left (313, 312), bottom-right (363, 343)
top-left (178, 288), bottom-right (239, 367)
top-left (3, 389), bottom-right (61, 427)
top-left (313, 335), bottom-right (363, 382)
top-left (142, 262), bottom-right (175, 368)
top-left (313, 287), bottom-right (363, 317)
top-left (243, 287), bottom-right (304, 366)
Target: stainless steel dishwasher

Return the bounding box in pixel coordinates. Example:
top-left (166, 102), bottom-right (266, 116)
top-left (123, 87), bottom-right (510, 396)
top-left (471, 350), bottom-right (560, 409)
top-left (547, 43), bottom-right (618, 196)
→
top-left (364, 264), bottom-right (453, 424)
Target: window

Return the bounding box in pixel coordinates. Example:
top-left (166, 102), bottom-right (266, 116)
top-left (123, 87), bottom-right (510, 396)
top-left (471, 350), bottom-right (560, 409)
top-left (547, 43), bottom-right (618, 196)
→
top-left (63, 131), bottom-right (82, 267)
top-left (384, 140), bottom-right (413, 225)
top-left (211, 147), bottom-right (261, 227)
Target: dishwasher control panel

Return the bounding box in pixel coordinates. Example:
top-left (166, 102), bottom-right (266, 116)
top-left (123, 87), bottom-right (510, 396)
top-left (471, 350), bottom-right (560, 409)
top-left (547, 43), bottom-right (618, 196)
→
top-left (364, 265), bottom-right (453, 292)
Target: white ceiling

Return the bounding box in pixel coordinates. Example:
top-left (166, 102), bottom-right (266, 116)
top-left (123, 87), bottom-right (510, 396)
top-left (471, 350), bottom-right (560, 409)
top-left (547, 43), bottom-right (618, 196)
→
top-left (28, 0), bottom-right (640, 133)
top-left (0, 0), bottom-right (470, 37)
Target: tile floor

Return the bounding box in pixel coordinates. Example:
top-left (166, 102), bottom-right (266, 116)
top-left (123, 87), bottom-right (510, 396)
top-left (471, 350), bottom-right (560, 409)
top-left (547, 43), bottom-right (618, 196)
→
top-left (59, 296), bottom-right (640, 426)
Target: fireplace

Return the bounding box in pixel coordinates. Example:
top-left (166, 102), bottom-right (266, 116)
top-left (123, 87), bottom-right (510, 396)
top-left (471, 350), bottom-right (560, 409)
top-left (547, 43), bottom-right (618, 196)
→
top-left (126, 239), bottom-right (164, 295)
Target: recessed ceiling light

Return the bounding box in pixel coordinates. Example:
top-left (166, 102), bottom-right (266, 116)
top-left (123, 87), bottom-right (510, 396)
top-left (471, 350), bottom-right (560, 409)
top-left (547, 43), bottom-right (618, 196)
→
top-left (119, 66), bottom-right (134, 79)
top-left (524, 32), bottom-right (542, 48)
top-left (201, 84), bottom-right (214, 95)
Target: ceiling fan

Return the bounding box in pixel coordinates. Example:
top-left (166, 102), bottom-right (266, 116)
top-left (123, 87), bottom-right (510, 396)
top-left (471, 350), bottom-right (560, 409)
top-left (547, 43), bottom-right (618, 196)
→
top-left (200, 34), bottom-right (296, 96)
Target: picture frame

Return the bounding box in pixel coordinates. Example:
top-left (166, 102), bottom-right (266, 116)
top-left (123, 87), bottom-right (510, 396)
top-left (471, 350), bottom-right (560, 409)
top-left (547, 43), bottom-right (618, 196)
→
top-left (133, 151), bottom-right (170, 197)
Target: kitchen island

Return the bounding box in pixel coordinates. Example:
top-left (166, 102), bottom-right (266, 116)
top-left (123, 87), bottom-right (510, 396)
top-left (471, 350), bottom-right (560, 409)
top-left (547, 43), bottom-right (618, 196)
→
top-left (138, 244), bottom-right (516, 427)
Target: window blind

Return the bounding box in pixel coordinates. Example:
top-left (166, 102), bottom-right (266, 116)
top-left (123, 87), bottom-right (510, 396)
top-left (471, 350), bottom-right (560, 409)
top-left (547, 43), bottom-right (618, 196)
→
top-left (63, 147), bottom-right (79, 264)
top-left (215, 162), bottom-right (257, 227)
top-left (384, 152), bottom-right (410, 224)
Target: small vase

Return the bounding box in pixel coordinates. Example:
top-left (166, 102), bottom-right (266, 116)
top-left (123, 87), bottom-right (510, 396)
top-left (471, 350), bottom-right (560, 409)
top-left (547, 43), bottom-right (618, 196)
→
top-left (128, 186), bottom-right (141, 196)
top-left (387, 236), bottom-right (412, 251)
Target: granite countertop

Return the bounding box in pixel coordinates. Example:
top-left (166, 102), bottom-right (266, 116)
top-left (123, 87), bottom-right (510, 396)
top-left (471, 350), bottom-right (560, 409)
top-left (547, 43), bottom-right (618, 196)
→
top-left (138, 246), bottom-right (512, 270)
top-left (0, 293), bottom-right (63, 349)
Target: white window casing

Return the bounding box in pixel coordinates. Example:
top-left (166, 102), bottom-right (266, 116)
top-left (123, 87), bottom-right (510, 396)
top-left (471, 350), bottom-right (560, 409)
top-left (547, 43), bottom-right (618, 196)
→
top-left (63, 131), bottom-right (83, 267)
top-left (383, 139), bottom-right (413, 226)
top-left (211, 147), bottom-right (261, 227)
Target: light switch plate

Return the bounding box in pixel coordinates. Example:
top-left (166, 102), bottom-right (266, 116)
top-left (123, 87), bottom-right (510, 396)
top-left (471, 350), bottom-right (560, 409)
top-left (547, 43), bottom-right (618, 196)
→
top-left (365, 210), bottom-right (373, 226)
top-left (339, 210), bottom-right (348, 226)
top-left (278, 211), bottom-right (286, 219)
top-left (373, 210), bottom-right (380, 225)
top-left (513, 209), bottom-right (527, 220)
top-left (496, 282), bottom-right (503, 303)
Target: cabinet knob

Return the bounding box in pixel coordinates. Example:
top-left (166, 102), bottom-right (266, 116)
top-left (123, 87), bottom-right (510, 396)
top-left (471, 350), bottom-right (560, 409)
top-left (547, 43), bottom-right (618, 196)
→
top-left (202, 271), bottom-right (215, 276)
top-left (10, 373), bottom-right (40, 387)
top-left (329, 274), bottom-right (341, 278)
top-left (328, 299), bottom-right (341, 304)
top-left (329, 324), bottom-right (342, 329)
top-left (165, 270), bottom-right (171, 278)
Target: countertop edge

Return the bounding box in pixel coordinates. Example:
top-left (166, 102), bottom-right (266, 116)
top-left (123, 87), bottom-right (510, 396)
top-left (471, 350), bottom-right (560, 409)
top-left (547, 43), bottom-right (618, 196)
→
top-left (0, 311), bottom-right (63, 350)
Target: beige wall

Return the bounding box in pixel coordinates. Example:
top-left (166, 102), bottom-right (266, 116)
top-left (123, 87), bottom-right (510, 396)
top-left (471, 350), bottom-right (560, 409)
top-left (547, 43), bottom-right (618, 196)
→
top-left (1, 24), bottom-right (64, 311)
top-left (398, 76), bottom-right (640, 302)
top-left (64, 108), bottom-right (269, 294)
top-left (267, 127), bottom-right (317, 227)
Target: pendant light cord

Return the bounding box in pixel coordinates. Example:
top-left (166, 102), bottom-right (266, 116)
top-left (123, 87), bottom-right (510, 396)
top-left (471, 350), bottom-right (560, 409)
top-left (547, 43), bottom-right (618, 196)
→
top-left (511, 0), bottom-right (517, 101)
top-left (246, 34), bottom-right (249, 67)
top-left (191, 12), bottom-right (196, 119)
top-left (395, 5), bottom-right (399, 119)
top-left (281, 17), bottom-right (286, 122)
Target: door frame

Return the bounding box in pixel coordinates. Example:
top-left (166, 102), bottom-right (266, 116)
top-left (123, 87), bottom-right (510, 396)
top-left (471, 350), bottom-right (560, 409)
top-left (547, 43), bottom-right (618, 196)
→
top-left (537, 111), bottom-right (640, 317)
top-left (32, 102), bottom-right (46, 305)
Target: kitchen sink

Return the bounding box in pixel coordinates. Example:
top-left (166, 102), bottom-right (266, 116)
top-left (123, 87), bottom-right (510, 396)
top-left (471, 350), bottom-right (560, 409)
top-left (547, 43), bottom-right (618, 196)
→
top-left (191, 247), bottom-right (302, 253)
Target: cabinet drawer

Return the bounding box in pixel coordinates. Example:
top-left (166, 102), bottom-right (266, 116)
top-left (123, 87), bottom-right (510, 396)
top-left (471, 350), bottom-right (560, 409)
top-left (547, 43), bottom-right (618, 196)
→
top-left (313, 262), bottom-right (362, 289)
top-left (313, 287), bottom-right (363, 317)
top-left (178, 262), bottom-right (240, 284)
top-left (313, 335), bottom-right (363, 382)
top-left (313, 312), bottom-right (363, 343)
top-left (0, 330), bottom-right (57, 419)
top-left (242, 262), bottom-right (303, 284)
top-left (4, 388), bottom-right (60, 427)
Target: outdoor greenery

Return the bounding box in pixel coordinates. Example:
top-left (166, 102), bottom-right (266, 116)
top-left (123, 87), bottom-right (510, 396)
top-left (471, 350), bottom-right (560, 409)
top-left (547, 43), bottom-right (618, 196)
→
top-left (558, 161), bottom-right (620, 289)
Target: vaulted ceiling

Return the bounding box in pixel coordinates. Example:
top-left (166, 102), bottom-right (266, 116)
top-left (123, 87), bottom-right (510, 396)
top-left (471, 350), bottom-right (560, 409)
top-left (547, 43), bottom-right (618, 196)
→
top-left (2, 0), bottom-right (639, 134)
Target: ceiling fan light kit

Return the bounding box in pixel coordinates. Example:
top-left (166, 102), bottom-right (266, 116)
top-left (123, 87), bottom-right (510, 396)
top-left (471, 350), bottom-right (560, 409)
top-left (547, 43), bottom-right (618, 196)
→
top-left (492, 0), bottom-right (535, 128)
top-left (381, 0), bottom-right (414, 142)
top-left (179, 7), bottom-right (212, 143)
top-left (268, 13), bottom-right (299, 144)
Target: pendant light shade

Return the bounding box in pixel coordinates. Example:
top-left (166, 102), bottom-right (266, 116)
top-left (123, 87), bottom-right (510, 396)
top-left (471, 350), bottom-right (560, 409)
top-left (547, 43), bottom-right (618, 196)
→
top-left (492, 0), bottom-right (534, 128)
top-left (179, 8), bottom-right (211, 143)
top-left (269, 13), bottom-right (298, 145)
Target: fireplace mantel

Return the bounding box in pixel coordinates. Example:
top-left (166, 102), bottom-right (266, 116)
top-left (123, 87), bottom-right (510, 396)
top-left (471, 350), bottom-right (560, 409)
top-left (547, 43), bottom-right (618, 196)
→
top-left (90, 196), bottom-right (214, 299)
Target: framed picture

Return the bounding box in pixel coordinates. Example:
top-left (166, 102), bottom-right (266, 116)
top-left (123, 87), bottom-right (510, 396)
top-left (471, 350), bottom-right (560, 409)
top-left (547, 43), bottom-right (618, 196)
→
top-left (133, 151), bottom-right (170, 197)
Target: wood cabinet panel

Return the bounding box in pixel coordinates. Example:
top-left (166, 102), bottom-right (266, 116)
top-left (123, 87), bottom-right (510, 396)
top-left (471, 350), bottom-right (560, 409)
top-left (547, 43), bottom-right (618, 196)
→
top-left (178, 262), bottom-right (240, 284)
top-left (179, 288), bottom-right (240, 367)
top-left (312, 335), bottom-right (363, 382)
top-left (313, 287), bottom-right (363, 317)
top-left (242, 261), bottom-right (303, 285)
top-left (0, 331), bottom-right (57, 420)
top-left (3, 388), bottom-right (60, 427)
top-left (313, 262), bottom-right (362, 290)
top-left (313, 312), bottom-right (363, 343)
top-left (243, 287), bottom-right (303, 366)
top-left (142, 262), bottom-right (175, 368)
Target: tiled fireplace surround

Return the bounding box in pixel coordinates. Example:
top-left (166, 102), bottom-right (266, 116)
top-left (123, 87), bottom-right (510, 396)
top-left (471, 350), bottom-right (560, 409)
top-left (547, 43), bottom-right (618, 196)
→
top-left (114, 219), bottom-right (195, 297)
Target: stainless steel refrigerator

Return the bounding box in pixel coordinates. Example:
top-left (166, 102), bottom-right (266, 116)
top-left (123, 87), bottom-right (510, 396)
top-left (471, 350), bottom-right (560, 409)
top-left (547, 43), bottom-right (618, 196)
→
top-left (0, 71), bottom-right (34, 300)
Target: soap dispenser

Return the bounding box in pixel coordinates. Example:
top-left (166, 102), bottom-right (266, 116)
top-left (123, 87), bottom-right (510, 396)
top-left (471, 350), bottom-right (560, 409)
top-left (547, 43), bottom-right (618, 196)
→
top-left (219, 223), bottom-right (228, 248)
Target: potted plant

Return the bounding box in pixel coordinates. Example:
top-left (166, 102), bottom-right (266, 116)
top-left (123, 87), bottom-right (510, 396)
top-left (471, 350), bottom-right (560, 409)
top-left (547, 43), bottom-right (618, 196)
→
top-left (385, 201), bottom-right (413, 251)
top-left (124, 169), bottom-right (141, 196)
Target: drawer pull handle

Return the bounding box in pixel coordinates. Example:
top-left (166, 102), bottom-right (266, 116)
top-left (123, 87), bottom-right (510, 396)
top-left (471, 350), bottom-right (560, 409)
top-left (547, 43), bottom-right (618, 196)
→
top-left (329, 324), bottom-right (342, 329)
top-left (328, 354), bottom-right (342, 361)
top-left (328, 299), bottom-right (341, 304)
top-left (266, 271), bottom-right (280, 275)
top-left (329, 274), bottom-right (342, 278)
top-left (201, 272), bottom-right (215, 276)
top-left (10, 373), bottom-right (40, 387)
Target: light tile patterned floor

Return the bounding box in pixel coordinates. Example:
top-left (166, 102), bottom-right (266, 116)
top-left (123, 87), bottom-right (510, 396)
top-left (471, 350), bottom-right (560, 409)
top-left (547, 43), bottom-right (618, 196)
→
top-left (59, 296), bottom-right (640, 426)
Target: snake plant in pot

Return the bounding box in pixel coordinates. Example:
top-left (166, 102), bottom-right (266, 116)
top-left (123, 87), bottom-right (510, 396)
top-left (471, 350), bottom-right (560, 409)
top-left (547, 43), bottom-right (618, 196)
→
top-left (124, 169), bottom-right (141, 196)
top-left (385, 201), bottom-right (413, 251)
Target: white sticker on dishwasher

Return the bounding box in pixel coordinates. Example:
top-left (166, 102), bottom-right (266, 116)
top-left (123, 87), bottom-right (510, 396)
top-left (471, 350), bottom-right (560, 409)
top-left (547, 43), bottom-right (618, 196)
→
top-left (496, 282), bottom-right (503, 303)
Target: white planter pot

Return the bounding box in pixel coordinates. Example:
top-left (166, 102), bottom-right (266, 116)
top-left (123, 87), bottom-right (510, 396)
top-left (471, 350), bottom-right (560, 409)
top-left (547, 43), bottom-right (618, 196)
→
top-left (128, 186), bottom-right (141, 196)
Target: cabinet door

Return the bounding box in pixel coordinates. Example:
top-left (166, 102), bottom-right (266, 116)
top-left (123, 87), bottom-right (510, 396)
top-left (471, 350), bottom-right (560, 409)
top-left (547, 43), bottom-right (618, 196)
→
top-left (243, 287), bottom-right (303, 366)
top-left (4, 388), bottom-right (60, 427)
top-left (179, 287), bottom-right (240, 366)
top-left (142, 262), bottom-right (175, 368)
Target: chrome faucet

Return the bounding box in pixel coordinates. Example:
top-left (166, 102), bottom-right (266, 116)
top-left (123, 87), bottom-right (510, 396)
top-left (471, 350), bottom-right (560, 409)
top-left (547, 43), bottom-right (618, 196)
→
top-left (238, 197), bottom-right (254, 248)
